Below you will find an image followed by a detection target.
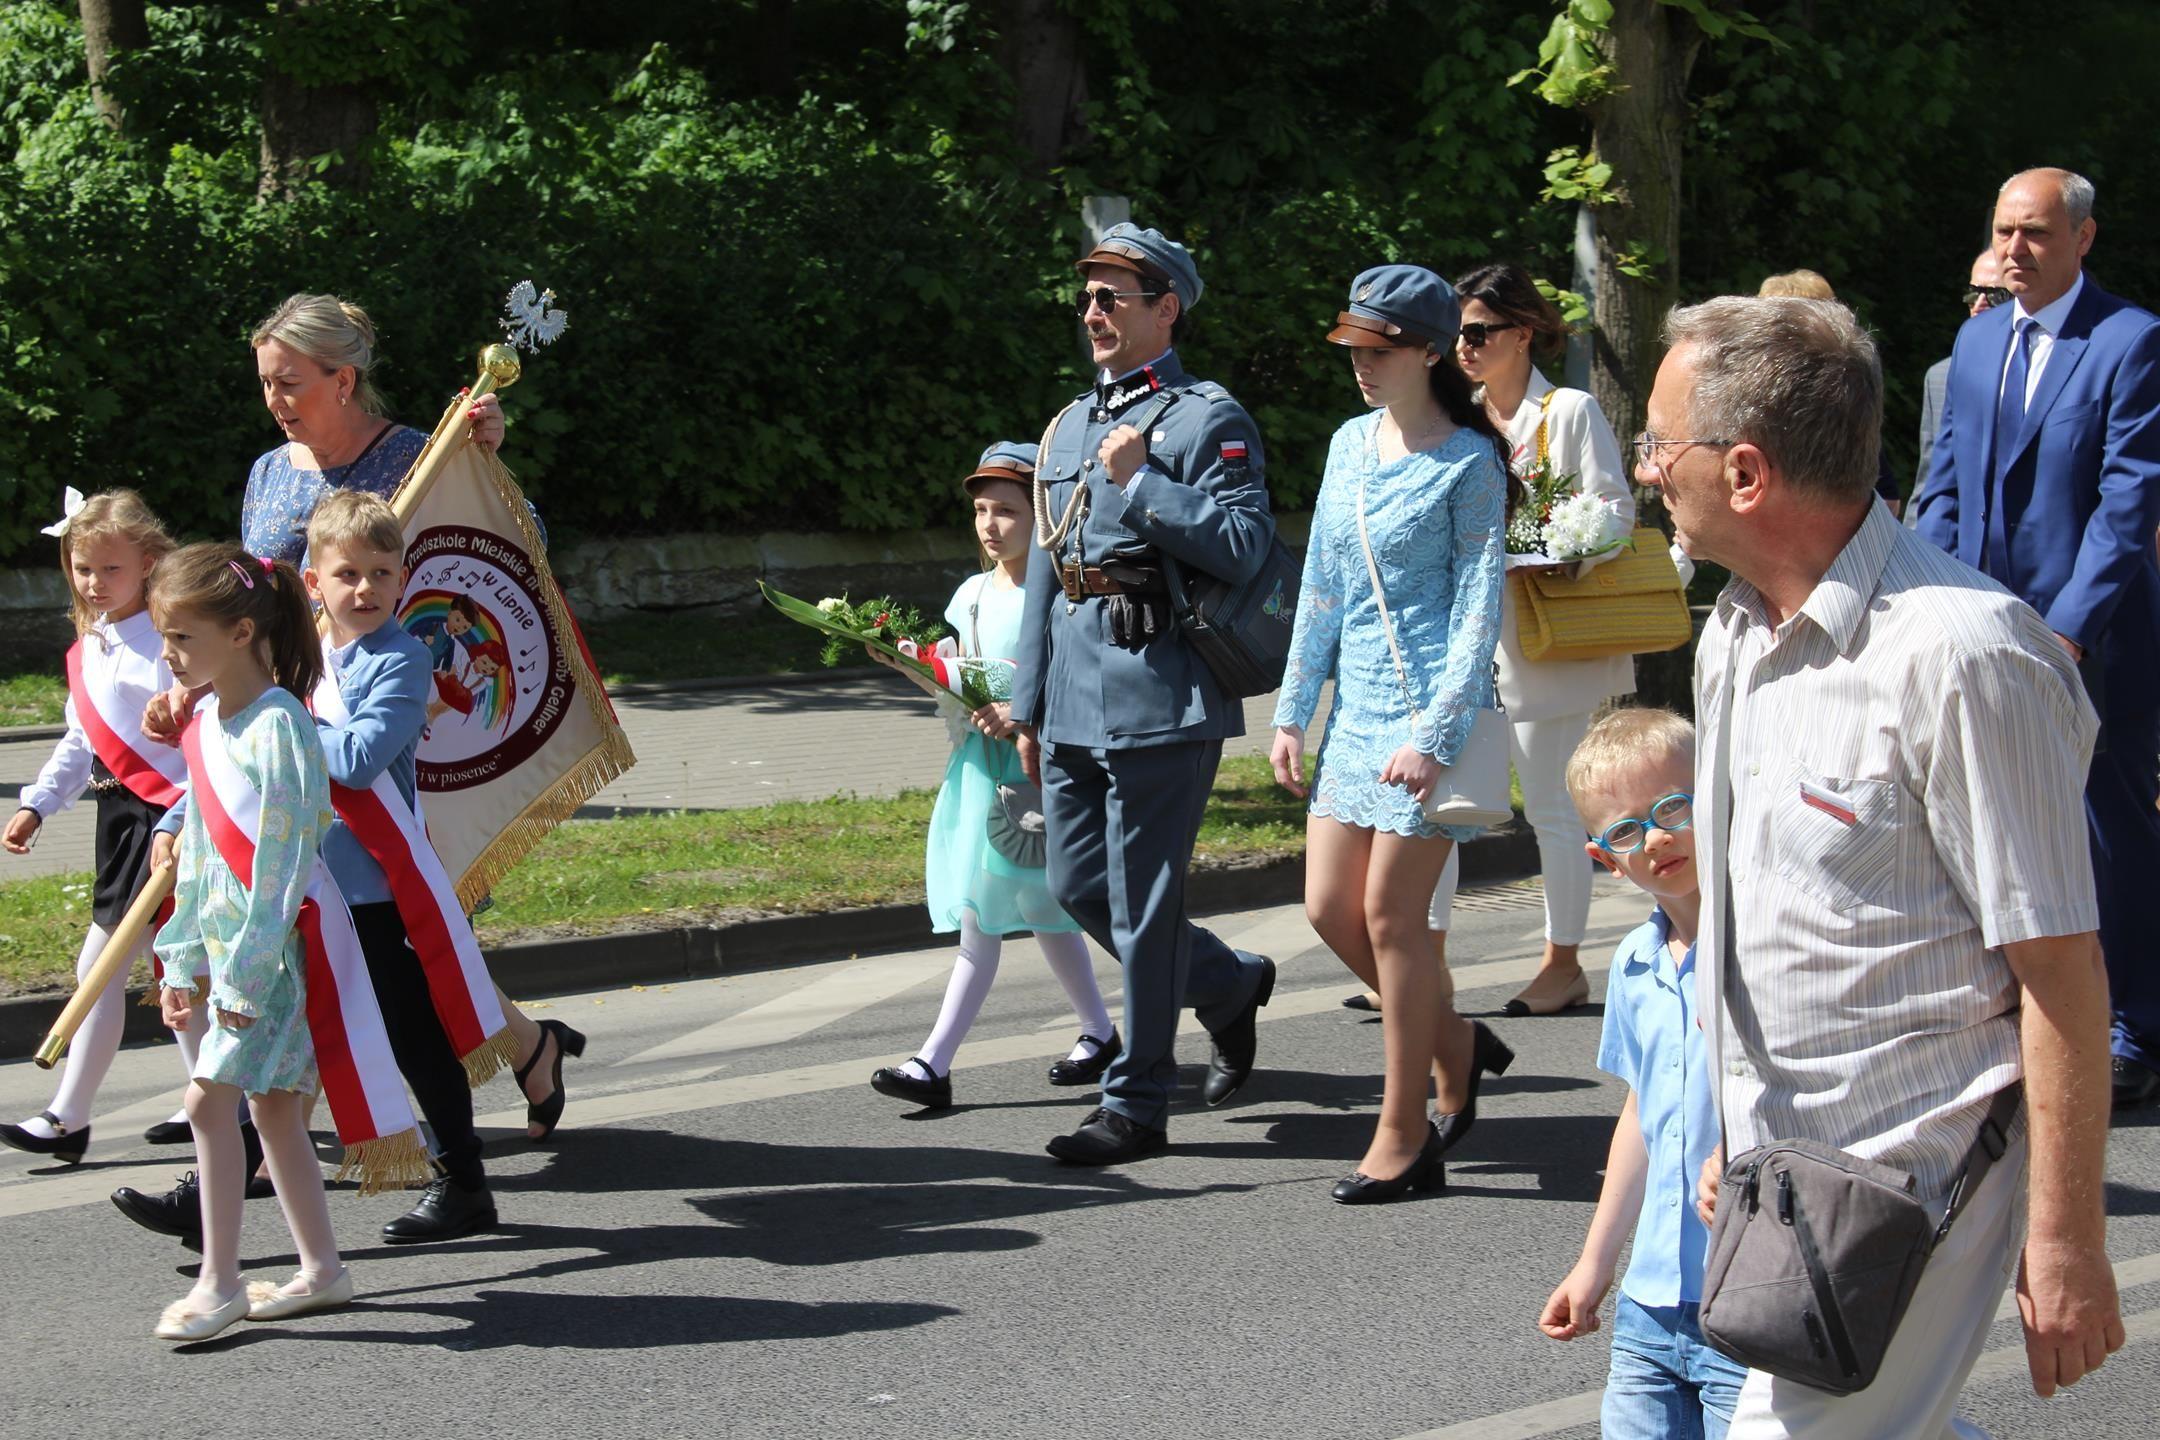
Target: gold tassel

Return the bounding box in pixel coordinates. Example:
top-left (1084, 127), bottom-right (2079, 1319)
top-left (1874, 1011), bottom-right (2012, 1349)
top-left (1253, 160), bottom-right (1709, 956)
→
top-left (333, 1127), bottom-right (434, 1197)
top-left (460, 1026), bottom-right (524, 1090)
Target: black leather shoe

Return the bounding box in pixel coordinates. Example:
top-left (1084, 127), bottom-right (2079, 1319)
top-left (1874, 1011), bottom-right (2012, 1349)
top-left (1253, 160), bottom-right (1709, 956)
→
top-left (1047, 1030), bottom-right (1121, 1087)
top-left (143, 1118), bottom-right (192, 1145)
top-left (0, 1111), bottom-right (89, 1165)
top-left (1433, 1021), bottom-right (1516, 1152)
top-left (112, 1170), bottom-right (205, 1243)
top-left (870, 1059), bottom-right (952, 1109)
top-left (1046, 1106), bottom-right (1168, 1165)
top-left (1331, 1122), bottom-right (1446, 1205)
top-left (1203, 955), bottom-right (1275, 1107)
top-left (2113, 1055), bottom-right (2160, 1110)
top-left (382, 1177), bottom-right (498, 1244)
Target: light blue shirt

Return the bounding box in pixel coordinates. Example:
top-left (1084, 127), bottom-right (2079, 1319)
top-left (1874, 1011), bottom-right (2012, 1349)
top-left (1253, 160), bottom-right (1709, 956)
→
top-left (315, 622), bottom-right (432, 907)
top-left (1598, 906), bottom-right (1719, 1308)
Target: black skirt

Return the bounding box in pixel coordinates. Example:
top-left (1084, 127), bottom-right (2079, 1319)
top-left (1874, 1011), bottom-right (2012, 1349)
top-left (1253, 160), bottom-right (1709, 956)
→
top-left (90, 763), bottom-right (169, 927)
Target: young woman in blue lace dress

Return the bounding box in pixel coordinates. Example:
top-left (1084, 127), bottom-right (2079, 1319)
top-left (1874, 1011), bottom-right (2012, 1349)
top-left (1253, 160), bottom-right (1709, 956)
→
top-left (1270, 266), bottom-right (1513, 1205)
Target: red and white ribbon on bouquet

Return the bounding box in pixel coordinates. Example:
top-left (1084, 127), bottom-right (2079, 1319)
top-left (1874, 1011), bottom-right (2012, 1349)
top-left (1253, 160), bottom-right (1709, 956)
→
top-left (179, 706), bottom-right (429, 1192)
top-left (313, 651), bottom-right (515, 1085)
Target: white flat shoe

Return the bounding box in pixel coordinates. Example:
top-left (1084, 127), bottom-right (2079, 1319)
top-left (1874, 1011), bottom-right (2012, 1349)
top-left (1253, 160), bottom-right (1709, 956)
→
top-left (245, 1269), bottom-right (354, 1322)
top-left (154, 1288), bottom-right (249, 1342)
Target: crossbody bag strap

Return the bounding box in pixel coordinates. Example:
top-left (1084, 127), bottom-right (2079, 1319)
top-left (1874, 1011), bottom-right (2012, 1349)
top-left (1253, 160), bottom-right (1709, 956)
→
top-left (1353, 465), bottom-right (1421, 728)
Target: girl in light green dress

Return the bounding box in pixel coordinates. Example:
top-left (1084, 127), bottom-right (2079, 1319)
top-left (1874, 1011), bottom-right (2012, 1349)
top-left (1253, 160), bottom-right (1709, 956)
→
top-left (867, 444), bottom-right (1116, 1110)
top-left (146, 544), bottom-right (350, 1343)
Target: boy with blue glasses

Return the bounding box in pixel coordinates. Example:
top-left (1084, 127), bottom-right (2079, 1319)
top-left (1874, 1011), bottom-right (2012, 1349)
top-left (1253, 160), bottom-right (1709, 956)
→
top-left (1536, 707), bottom-right (1746, 1438)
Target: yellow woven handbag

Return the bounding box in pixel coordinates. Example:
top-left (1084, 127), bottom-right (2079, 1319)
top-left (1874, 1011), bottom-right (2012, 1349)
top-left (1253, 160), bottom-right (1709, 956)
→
top-left (1511, 526), bottom-right (1692, 662)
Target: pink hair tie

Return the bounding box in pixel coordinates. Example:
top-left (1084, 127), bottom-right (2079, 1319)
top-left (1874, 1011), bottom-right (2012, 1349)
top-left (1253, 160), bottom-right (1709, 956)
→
top-left (227, 558), bottom-right (255, 589)
top-left (259, 555), bottom-right (275, 573)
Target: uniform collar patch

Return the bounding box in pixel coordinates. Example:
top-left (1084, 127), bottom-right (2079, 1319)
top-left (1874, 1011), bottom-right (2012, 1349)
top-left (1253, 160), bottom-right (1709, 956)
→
top-left (1096, 366), bottom-right (1163, 417)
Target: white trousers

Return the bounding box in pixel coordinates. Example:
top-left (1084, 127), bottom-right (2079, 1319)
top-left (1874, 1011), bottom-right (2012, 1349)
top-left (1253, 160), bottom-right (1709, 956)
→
top-left (1725, 1140), bottom-right (2026, 1439)
top-left (1428, 710), bottom-right (1595, 943)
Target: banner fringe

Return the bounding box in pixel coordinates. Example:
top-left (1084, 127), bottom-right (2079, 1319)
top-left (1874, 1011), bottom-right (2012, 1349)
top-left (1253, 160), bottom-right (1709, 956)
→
top-left (334, 1127), bottom-right (434, 1197)
top-left (461, 1026), bottom-right (524, 1091)
top-left (453, 729), bottom-right (637, 912)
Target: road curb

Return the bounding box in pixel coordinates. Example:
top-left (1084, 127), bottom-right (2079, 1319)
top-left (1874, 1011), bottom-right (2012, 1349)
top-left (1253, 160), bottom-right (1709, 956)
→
top-left (0, 826), bottom-right (1540, 1059)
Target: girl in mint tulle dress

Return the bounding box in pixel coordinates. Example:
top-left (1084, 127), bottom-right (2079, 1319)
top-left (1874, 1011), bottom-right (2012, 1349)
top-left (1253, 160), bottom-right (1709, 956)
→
top-left (867, 444), bottom-right (1116, 1111)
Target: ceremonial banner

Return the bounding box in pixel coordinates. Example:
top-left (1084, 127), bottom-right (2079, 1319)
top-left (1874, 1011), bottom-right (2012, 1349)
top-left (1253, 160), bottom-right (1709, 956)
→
top-left (386, 372), bottom-right (634, 912)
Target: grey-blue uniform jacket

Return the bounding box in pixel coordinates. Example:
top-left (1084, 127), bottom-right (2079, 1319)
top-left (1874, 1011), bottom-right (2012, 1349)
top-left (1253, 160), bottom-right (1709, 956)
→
top-left (1011, 352), bottom-right (1276, 748)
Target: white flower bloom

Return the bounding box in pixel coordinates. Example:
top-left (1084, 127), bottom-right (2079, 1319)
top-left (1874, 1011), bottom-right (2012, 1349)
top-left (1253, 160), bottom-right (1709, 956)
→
top-left (816, 597), bottom-right (846, 614)
top-left (1541, 492), bottom-right (1626, 562)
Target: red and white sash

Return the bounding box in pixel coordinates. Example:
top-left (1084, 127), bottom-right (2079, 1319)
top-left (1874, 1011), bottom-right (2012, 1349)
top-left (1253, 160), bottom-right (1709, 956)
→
top-left (313, 651), bottom-right (511, 1078)
top-left (180, 703), bottom-right (427, 1191)
top-left (66, 639), bottom-right (185, 809)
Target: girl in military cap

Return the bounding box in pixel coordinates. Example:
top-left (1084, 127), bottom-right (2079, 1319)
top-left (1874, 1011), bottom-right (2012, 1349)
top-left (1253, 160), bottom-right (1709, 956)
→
top-left (868, 446), bottom-right (1117, 1110)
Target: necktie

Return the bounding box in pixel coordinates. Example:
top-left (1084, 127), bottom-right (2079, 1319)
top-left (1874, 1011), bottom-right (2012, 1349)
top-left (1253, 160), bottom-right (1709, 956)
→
top-left (1984, 318), bottom-right (2032, 578)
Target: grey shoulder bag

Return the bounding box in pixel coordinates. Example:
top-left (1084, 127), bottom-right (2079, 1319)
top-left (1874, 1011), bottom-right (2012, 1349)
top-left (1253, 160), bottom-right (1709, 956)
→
top-left (1696, 626), bottom-right (2021, 1396)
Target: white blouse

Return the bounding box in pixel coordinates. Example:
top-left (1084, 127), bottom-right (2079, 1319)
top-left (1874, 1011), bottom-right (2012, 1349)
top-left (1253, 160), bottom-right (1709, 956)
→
top-left (1493, 369), bottom-right (1638, 721)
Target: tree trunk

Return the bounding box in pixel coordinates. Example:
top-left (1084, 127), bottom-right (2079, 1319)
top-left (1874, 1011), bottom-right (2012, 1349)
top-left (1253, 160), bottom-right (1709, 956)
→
top-left (257, 0), bottom-right (377, 199)
top-left (1584, 0), bottom-right (1703, 447)
top-left (78, 0), bottom-right (148, 134)
top-left (995, 0), bottom-right (1087, 175)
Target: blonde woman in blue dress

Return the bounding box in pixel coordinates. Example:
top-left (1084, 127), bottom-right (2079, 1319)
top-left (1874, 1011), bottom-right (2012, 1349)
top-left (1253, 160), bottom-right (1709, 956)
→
top-left (1271, 267), bottom-right (1513, 1204)
top-left (146, 545), bottom-right (349, 1341)
top-left (868, 444), bottom-right (1117, 1109)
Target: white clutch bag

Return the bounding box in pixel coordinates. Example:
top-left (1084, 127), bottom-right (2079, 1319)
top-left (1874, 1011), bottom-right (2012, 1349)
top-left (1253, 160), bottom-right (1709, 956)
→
top-left (1355, 471), bottom-right (1514, 829)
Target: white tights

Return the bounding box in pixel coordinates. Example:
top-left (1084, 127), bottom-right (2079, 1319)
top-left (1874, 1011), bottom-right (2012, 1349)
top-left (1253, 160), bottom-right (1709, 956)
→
top-left (905, 917), bottom-right (1111, 1080)
top-left (23, 922), bottom-right (201, 1136)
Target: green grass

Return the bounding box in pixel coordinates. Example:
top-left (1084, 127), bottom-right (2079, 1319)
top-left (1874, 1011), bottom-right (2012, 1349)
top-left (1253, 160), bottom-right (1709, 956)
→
top-left (0, 755), bottom-right (1309, 996)
top-left (0, 669), bottom-right (67, 727)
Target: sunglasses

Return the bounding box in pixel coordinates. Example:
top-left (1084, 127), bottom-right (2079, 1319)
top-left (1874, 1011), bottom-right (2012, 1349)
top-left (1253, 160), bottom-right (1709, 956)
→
top-left (1963, 285), bottom-right (2011, 310)
top-left (1073, 286), bottom-right (1161, 318)
top-left (1457, 321), bottom-right (1519, 349)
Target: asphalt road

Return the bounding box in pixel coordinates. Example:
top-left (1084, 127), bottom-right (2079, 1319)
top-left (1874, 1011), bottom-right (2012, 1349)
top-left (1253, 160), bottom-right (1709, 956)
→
top-left (2, 874), bottom-right (2156, 1440)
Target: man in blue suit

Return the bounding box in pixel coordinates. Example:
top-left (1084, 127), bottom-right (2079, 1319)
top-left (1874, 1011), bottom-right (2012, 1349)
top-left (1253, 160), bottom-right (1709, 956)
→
top-left (1011, 223), bottom-right (1276, 1164)
top-left (1913, 167), bottom-right (2160, 1108)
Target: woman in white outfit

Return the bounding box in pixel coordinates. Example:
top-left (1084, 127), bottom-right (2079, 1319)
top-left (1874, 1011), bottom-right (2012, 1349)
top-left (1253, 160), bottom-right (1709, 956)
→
top-left (1348, 264), bottom-right (1636, 1016)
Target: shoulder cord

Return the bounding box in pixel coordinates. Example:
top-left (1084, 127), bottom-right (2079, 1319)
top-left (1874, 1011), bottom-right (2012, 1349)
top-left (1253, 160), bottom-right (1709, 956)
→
top-left (1032, 401), bottom-right (1088, 552)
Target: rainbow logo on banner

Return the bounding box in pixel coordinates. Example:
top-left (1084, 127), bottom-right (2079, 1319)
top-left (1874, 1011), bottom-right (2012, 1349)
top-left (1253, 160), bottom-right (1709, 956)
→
top-left (401, 588), bottom-right (518, 733)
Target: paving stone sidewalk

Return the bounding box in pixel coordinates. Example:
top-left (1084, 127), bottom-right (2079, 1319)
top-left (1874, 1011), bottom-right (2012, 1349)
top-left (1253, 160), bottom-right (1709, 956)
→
top-left (0, 675), bottom-right (1323, 880)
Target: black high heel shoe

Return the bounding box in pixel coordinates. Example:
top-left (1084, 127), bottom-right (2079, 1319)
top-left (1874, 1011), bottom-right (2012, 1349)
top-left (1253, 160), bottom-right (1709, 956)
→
top-left (516, 1019), bottom-right (587, 1142)
top-left (0, 1111), bottom-right (88, 1166)
top-left (1433, 1021), bottom-right (1515, 1153)
top-left (1331, 1121), bottom-right (1445, 1205)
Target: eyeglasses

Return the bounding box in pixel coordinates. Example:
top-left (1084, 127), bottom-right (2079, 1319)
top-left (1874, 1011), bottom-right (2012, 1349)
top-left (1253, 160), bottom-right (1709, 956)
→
top-left (1595, 792), bottom-right (1694, 854)
top-left (1073, 286), bottom-right (1160, 318)
top-left (1962, 285), bottom-right (2011, 310)
top-left (1632, 432), bottom-right (1735, 466)
top-left (1457, 321), bottom-right (1519, 349)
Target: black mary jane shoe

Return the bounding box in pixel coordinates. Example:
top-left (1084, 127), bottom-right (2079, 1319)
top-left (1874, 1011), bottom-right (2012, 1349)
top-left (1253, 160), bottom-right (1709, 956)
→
top-left (516, 1019), bottom-right (588, 1142)
top-left (1047, 1030), bottom-right (1122, 1087)
top-left (0, 1110), bottom-right (89, 1166)
top-left (143, 1118), bottom-right (193, 1146)
top-left (1203, 955), bottom-right (1276, 1107)
top-left (1046, 1106), bottom-right (1168, 1166)
top-left (1331, 1122), bottom-right (1446, 1205)
top-left (1432, 1021), bottom-right (1516, 1153)
top-left (382, 1177), bottom-right (499, 1244)
top-left (870, 1059), bottom-right (953, 1109)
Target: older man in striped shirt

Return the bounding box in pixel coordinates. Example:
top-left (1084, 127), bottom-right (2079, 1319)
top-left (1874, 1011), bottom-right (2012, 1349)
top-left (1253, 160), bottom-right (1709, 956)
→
top-left (1637, 295), bottom-right (2122, 1436)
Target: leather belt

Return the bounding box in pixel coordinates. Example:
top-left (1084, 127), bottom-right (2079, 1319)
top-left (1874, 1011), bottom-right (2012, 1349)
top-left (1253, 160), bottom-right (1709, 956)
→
top-left (1057, 563), bottom-right (1163, 600)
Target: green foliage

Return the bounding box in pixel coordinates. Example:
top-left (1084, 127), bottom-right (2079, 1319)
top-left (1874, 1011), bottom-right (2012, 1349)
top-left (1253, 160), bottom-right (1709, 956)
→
top-left (1539, 145), bottom-right (1617, 205)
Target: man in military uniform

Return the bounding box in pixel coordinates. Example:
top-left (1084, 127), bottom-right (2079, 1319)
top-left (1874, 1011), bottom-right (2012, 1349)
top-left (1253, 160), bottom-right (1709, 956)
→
top-left (1011, 222), bottom-right (1277, 1165)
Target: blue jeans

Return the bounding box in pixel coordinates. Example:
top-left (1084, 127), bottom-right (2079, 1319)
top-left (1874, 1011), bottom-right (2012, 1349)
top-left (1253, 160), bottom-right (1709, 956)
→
top-left (1602, 1295), bottom-right (1748, 1440)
